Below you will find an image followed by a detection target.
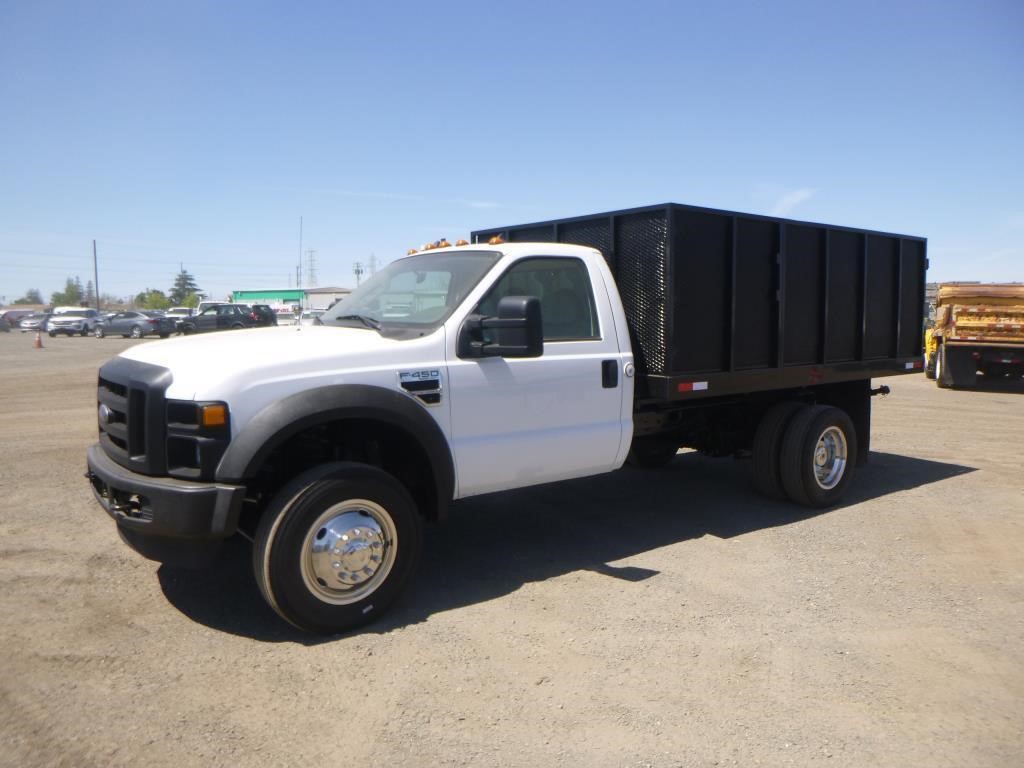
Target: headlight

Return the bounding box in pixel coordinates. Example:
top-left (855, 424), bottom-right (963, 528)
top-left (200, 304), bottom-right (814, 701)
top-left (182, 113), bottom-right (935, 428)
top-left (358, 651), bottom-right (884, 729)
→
top-left (166, 400), bottom-right (231, 479)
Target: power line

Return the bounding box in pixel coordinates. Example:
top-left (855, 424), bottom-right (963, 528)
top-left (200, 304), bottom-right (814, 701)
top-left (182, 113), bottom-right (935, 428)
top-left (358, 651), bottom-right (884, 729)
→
top-left (306, 249), bottom-right (317, 287)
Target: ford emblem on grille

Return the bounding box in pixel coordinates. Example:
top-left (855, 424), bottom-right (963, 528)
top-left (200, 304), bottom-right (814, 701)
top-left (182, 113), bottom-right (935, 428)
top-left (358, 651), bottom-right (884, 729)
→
top-left (98, 404), bottom-right (112, 424)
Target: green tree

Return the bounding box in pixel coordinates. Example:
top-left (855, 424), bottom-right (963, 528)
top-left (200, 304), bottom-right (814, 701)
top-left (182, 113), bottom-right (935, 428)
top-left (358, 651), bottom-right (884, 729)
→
top-left (51, 276), bottom-right (84, 306)
top-left (134, 289), bottom-right (172, 310)
top-left (169, 268), bottom-right (201, 305)
top-left (14, 289), bottom-right (43, 304)
top-left (83, 280), bottom-right (96, 307)
top-left (180, 292), bottom-right (200, 309)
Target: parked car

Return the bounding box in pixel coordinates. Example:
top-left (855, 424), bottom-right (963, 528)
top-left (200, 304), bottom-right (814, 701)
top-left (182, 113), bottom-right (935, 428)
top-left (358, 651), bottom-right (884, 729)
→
top-left (297, 309), bottom-right (325, 326)
top-left (19, 312), bottom-right (52, 333)
top-left (1, 309), bottom-right (35, 328)
top-left (47, 308), bottom-right (99, 336)
top-left (179, 304), bottom-right (257, 334)
top-left (95, 311), bottom-right (176, 339)
top-left (163, 307), bottom-right (193, 330)
top-left (248, 304), bottom-right (278, 327)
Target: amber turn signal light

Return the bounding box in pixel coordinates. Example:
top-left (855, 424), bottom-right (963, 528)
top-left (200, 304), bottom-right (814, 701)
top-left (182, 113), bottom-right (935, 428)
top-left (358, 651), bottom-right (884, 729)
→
top-left (200, 404), bottom-right (227, 428)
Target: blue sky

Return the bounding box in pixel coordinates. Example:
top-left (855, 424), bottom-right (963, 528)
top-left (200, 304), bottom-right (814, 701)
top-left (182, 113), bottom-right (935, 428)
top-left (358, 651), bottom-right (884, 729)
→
top-left (1, 0), bottom-right (1021, 303)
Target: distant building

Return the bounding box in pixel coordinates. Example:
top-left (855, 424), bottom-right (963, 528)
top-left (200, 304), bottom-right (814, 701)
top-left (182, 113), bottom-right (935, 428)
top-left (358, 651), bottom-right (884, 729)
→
top-left (231, 287), bottom-right (352, 311)
top-left (303, 287), bottom-right (352, 310)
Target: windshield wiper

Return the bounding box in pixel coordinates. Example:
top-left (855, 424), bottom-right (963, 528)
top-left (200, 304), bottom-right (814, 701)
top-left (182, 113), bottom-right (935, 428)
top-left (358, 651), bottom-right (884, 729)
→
top-left (333, 313), bottom-right (382, 331)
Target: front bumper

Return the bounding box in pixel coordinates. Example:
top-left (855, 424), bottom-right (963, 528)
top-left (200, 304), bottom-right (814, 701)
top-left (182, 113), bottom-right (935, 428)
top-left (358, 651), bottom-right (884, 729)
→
top-left (86, 443), bottom-right (245, 566)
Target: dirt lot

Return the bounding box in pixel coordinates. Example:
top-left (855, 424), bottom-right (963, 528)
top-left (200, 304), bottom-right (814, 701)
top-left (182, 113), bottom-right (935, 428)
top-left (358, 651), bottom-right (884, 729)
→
top-left (1, 331), bottom-right (1022, 768)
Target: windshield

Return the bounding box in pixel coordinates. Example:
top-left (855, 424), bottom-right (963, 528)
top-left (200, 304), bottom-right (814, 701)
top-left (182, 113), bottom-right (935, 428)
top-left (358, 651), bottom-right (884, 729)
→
top-left (321, 250), bottom-right (501, 338)
top-left (63, 310), bottom-right (91, 317)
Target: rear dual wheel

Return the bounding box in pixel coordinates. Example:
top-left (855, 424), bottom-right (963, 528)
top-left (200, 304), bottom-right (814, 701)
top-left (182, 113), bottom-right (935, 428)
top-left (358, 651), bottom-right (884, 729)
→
top-left (779, 405), bottom-right (857, 507)
top-left (753, 403), bottom-right (856, 507)
top-left (751, 401), bottom-right (803, 500)
top-left (253, 462), bottom-right (422, 634)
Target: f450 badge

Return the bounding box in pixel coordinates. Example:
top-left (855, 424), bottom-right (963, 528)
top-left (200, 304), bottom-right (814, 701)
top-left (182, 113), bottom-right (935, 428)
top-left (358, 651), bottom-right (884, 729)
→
top-left (399, 370), bottom-right (441, 384)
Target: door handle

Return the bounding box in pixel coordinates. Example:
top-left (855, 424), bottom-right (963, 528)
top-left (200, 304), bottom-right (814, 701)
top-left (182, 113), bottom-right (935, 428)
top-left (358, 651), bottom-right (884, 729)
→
top-left (601, 360), bottom-right (618, 388)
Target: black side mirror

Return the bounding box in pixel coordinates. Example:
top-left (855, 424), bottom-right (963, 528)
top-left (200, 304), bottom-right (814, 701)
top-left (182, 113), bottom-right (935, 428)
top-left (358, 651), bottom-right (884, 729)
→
top-left (458, 296), bottom-right (543, 359)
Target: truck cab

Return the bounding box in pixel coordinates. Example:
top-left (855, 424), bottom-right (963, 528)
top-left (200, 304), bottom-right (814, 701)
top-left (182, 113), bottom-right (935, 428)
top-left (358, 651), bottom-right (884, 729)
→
top-left (86, 242), bottom-right (633, 633)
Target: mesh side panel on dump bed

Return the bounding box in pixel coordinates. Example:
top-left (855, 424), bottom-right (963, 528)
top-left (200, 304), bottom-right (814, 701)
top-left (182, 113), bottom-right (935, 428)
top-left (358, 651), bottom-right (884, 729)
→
top-left (507, 225), bottom-right (556, 243)
top-left (616, 211), bottom-right (668, 375)
top-left (560, 219), bottom-right (613, 272)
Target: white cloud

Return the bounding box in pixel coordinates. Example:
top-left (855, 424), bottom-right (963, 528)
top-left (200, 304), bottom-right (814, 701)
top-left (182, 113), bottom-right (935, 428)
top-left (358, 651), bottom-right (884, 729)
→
top-left (770, 187), bottom-right (818, 217)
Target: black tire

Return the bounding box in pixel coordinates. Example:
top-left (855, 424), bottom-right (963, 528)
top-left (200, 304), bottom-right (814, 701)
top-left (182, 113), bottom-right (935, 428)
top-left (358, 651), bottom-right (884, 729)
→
top-left (130, 326), bottom-right (143, 339)
top-left (80, 327), bottom-right (89, 337)
top-left (936, 345), bottom-right (949, 389)
top-left (159, 333), bottom-right (169, 339)
top-left (779, 405), bottom-right (857, 508)
top-left (95, 326), bottom-right (105, 338)
top-left (181, 324), bottom-right (195, 335)
top-left (751, 401), bottom-right (803, 500)
top-left (48, 331), bottom-right (56, 338)
top-left (230, 323), bottom-right (243, 330)
top-left (626, 435), bottom-right (679, 468)
top-left (253, 462), bottom-right (423, 634)
top-left (924, 352), bottom-right (936, 380)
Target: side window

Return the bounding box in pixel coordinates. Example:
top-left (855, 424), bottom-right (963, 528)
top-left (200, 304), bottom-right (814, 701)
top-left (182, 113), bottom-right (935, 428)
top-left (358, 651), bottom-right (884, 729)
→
top-left (475, 257), bottom-right (600, 342)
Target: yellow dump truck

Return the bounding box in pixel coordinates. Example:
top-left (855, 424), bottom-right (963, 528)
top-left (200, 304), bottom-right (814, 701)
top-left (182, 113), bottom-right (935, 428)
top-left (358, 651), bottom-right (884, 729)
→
top-left (925, 283), bottom-right (1024, 387)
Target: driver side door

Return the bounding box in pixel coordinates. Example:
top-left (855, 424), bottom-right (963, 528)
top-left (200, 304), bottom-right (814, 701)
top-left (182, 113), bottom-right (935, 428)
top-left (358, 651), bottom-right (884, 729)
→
top-left (446, 255), bottom-right (630, 497)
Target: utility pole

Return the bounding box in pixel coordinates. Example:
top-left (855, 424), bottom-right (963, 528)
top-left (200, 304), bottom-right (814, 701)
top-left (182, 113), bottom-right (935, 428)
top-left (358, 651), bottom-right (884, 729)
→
top-left (93, 240), bottom-right (100, 310)
top-left (353, 261), bottom-right (364, 287)
top-left (297, 216), bottom-right (303, 288)
top-left (306, 249), bottom-right (318, 287)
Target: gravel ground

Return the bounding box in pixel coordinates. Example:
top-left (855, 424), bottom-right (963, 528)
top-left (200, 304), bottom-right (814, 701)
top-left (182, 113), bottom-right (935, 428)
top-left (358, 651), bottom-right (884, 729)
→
top-left (1, 331), bottom-right (1022, 768)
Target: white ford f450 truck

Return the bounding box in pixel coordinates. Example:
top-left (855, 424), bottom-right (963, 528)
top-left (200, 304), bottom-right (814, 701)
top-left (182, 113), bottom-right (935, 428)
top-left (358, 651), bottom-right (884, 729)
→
top-left (86, 203), bottom-right (927, 633)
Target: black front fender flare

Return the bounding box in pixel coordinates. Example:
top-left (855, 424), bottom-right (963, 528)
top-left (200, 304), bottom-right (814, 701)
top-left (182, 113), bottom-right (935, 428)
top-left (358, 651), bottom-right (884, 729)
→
top-left (215, 384), bottom-right (455, 512)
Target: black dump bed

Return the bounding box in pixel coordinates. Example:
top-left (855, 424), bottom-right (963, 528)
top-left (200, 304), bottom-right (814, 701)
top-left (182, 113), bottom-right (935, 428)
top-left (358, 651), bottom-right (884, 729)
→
top-left (473, 203), bottom-right (927, 401)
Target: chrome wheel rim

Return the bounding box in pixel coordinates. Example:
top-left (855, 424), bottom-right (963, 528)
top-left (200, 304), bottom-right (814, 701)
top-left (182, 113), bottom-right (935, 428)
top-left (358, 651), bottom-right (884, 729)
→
top-left (812, 426), bottom-right (847, 490)
top-left (300, 500), bottom-right (397, 605)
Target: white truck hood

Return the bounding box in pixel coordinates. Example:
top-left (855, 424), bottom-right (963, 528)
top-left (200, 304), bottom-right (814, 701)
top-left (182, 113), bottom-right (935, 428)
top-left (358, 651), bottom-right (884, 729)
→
top-left (119, 325), bottom-right (445, 431)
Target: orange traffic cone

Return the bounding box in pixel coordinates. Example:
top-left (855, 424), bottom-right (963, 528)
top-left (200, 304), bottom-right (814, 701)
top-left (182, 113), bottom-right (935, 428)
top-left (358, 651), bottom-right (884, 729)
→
top-left (34, 332), bottom-right (43, 349)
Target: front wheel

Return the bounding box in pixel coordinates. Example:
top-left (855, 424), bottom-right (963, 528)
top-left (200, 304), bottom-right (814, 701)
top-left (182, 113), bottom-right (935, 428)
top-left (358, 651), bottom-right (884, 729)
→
top-left (779, 405), bottom-right (857, 508)
top-left (48, 331), bottom-right (56, 338)
top-left (129, 325), bottom-right (143, 339)
top-left (924, 352), bottom-right (936, 379)
top-left (253, 462), bottom-right (423, 634)
top-left (936, 345), bottom-right (949, 388)
top-left (95, 326), bottom-right (105, 338)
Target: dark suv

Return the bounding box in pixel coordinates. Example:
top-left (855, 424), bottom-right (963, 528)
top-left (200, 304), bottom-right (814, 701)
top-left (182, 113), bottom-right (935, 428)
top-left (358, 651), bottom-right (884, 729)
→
top-left (248, 304), bottom-right (278, 327)
top-left (179, 304), bottom-right (258, 334)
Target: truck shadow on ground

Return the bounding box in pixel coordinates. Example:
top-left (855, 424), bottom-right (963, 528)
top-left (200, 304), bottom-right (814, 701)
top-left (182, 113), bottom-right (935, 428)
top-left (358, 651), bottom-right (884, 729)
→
top-left (157, 450), bottom-right (974, 644)
top-left (952, 377), bottom-right (1024, 394)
